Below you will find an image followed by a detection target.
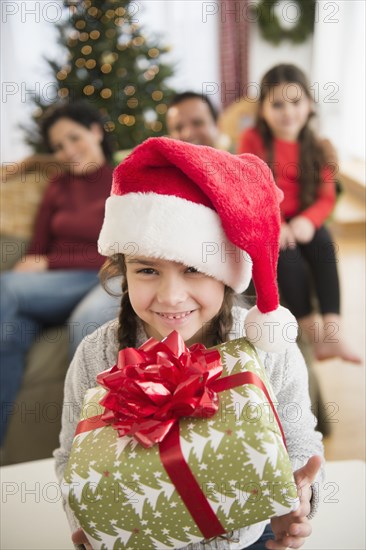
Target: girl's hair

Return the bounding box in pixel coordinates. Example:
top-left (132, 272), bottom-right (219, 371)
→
top-left (100, 255), bottom-right (235, 350)
top-left (40, 101), bottom-right (114, 162)
top-left (256, 64), bottom-right (326, 209)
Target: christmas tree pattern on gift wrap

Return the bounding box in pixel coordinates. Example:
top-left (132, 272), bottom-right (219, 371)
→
top-left (63, 339), bottom-right (298, 549)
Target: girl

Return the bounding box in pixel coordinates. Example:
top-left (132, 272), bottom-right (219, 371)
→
top-left (0, 102), bottom-right (119, 445)
top-left (54, 137), bottom-right (324, 550)
top-left (238, 64), bottom-right (361, 364)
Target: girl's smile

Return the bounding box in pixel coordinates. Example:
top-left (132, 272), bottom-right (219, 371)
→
top-left (154, 309), bottom-right (195, 320)
top-left (125, 256), bottom-right (225, 345)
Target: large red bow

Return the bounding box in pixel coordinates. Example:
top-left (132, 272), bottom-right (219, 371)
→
top-left (96, 331), bottom-right (223, 447)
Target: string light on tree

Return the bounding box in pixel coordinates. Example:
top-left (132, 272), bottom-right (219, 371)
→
top-left (156, 104), bottom-right (167, 115)
top-left (75, 58), bottom-right (86, 68)
top-left (83, 85), bottom-right (94, 96)
top-left (152, 91), bottom-right (163, 101)
top-left (101, 88), bottom-right (112, 99)
top-left (127, 98), bottom-right (138, 108)
top-left (81, 45), bottom-right (92, 55)
top-left (101, 64), bottom-right (112, 74)
top-left (76, 20), bottom-right (86, 30)
top-left (90, 30), bottom-right (100, 40)
top-left (59, 88), bottom-right (69, 98)
top-left (88, 7), bottom-right (98, 17)
top-left (57, 70), bottom-right (68, 80)
top-left (124, 85), bottom-right (135, 96)
top-left (104, 121), bottom-right (115, 132)
top-left (152, 121), bottom-right (163, 132)
top-left (85, 59), bottom-right (96, 69)
top-left (101, 52), bottom-right (117, 65)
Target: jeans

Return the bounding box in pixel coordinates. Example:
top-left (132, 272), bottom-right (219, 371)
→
top-left (68, 276), bottom-right (121, 357)
top-left (243, 525), bottom-right (274, 549)
top-left (0, 270), bottom-right (120, 444)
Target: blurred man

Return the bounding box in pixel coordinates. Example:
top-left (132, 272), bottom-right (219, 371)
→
top-left (166, 92), bottom-right (219, 147)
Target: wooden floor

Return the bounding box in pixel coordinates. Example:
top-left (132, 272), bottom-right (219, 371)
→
top-left (314, 226), bottom-right (365, 460)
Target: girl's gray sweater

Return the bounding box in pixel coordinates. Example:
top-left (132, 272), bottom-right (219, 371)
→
top-left (54, 306), bottom-right (324, 549)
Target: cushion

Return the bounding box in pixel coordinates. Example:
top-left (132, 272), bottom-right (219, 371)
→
top-left (0, 155), bottom-right (62, 239)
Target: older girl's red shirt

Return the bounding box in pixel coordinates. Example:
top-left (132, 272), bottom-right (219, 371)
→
top-left (238, 128), bottom-right (336, 227)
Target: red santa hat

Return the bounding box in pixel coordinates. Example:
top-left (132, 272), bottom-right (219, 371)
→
top-left (98, 137), bottom-right (297, 352)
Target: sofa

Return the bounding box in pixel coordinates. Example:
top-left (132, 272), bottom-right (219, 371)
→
top-left (1, 157), bottom-right (71, 464)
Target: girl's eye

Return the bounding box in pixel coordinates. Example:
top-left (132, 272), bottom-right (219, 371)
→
top-left (136, 268), bottom-right (158, 275)
top-left (186, 266), bottom-right (200, 274)
top-left (272, 102), bottom-right (283, 109)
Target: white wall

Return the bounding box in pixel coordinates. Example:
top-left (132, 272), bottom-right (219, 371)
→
top-left (249, 24), bottom-right (312, 94)
top-left (138, 0), bottom-right (220, 95)
top-left (312, 1), bottom-right (365, 162)
top-left (0, 1), bottom-right (63, 163)
top-left (1, 0), bottom-right (364, 163)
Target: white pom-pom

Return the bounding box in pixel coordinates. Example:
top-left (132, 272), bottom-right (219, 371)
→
top-left (244, 305), bottom-right (298, 353)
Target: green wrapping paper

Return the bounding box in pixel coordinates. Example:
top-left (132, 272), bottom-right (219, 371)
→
top-left (62, 337), bottom-right (299, 549)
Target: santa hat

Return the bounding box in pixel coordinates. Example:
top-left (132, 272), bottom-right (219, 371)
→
top-left (98, 137), bottom-right (297, 352)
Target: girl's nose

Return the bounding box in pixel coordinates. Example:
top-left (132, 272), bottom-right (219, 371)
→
top-left (156, 276), bottom-right (187, 306)
top-left (284, 101), bottom-right (296, 114)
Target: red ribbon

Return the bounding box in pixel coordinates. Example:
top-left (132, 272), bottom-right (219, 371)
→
top-left (74, 334), bottom-right (286, 539)
top-left (95, 331), bottom-right (223, 448)
top-left (159, 422), bottom-right (226, 538)
top-left (211, 371), bottom-right (286, 447)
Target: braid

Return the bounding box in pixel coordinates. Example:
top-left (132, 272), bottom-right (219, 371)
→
top-left (99, 254), bottom-right (138, 350)
top-left (117, 276), bottom-right (138, 350)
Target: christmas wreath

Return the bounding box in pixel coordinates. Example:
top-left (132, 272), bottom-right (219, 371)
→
top-left (256, 0), bottom-right (316, 45)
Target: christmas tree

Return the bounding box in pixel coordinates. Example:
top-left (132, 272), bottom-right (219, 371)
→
top-left (27, 0), bottom-right (175, 152)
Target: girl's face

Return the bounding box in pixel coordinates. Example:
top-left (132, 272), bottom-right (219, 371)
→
top-left (125, 256), bottom-right (225, 346)
top-left (48, 118), bottom-right (106, 174)
top-left (260, 82), bottom-right (312, 141)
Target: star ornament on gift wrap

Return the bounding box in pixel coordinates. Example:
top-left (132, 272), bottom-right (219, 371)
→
top-left (96, 331), bottom-right (223, 447)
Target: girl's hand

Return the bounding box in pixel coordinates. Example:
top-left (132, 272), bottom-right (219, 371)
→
top-left (13, 255), bottom-right (48, 272)
top-left (72, 528), bottom-right (92, 550)
top-left (289, 216), bottom-right (315, 244)
top-left (280, 223), bottom-right (296, 250)
top-left (267, 455), bottom-right (322, 550)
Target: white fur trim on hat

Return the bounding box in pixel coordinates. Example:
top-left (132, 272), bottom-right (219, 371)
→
top-left (98, 192), bottom-right (252, 293)
top-left (244, 305), bottom-right (298, 353)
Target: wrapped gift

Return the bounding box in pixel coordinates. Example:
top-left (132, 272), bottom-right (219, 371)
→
top-left (62, 333), bottom-right (299, 549)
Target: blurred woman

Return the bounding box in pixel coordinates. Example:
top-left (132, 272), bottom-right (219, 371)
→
top-left (0, 102), bottom-right (119, 444)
